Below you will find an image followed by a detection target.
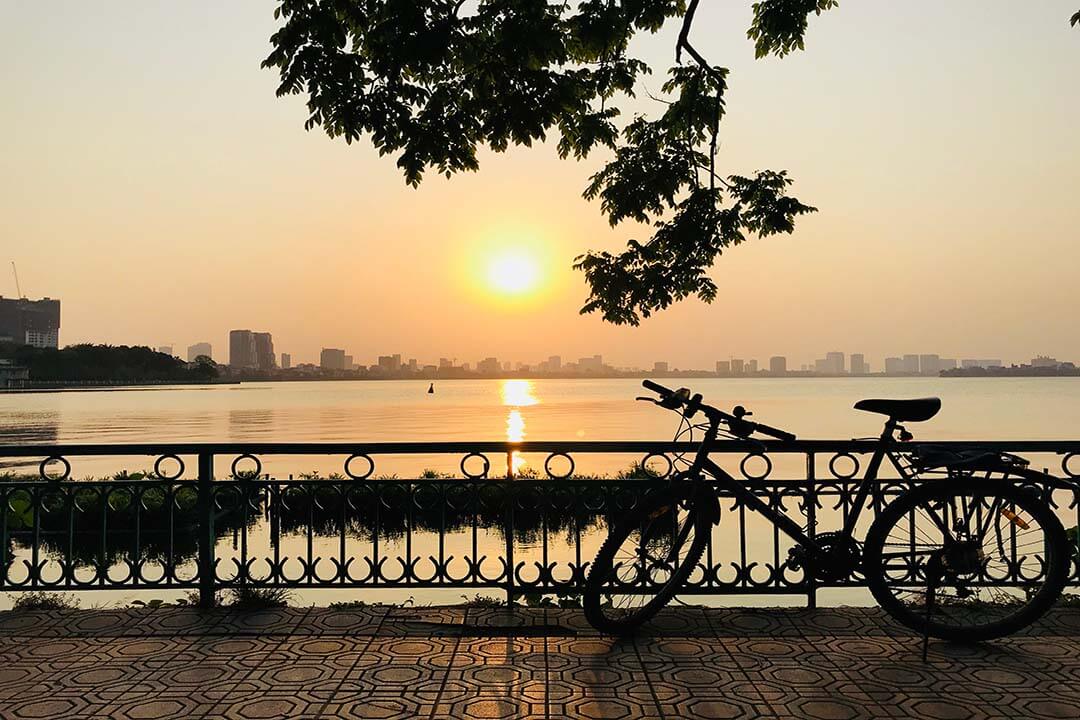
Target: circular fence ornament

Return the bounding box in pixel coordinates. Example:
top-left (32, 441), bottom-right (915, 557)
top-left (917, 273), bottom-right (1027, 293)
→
top-left (39, 456), bottom-right (71, 482)
top-left (740, 452), bottom-right (772, 482)
top-left (154, 454), bottom-right (185, 481)
top-left (460, 453), bottom-right (490, 480)
top-left (231, 454), bottom-right (262, 480)
top-left (640, 453), bottom-right (673, 479)
top-left (344, 453), bottom-right (375, 480)
top-left (828, 452), bottom-right (860, 480)
top-left (1063, 453), bottom-right (1080, 479)
top-left (544, 452), bottom-right (575, 480)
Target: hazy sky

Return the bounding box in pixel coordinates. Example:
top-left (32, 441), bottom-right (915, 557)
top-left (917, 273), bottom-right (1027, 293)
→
top-left (2, 1), bottom-right (1077, 370)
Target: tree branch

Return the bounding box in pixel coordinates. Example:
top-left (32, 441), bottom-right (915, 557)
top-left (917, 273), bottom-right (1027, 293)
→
top-left (675, 0), bottom-right (722, 192)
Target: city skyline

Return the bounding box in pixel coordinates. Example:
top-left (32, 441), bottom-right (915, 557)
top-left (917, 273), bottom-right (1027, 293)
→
top-left (197, 325), bottom-right (1070, 378)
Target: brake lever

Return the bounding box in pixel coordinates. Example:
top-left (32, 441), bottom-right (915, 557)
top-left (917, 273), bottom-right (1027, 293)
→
top-left (635, 396), bottom-right (659, 403)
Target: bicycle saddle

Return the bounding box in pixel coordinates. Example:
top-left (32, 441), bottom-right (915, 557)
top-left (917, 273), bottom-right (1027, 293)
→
top-left (854, 397), bottom-right (941, 422)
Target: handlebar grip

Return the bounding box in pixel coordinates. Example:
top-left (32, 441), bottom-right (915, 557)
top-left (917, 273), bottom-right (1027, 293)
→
top-left (754, 423), bottom-right (796, 442)
top-left (642, 379), bottom-right (674, 396)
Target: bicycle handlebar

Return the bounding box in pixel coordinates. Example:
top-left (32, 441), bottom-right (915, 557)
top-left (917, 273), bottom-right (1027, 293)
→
top-left (640, 379), bottom-right (796, 442)
top-left (641, 379), bottom-right (673, 396)
top-left (749, 422), bottom-right (797, 443)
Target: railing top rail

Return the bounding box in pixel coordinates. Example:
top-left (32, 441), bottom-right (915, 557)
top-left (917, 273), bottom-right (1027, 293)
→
top-left (1, 439), bottom-right (1079, 457)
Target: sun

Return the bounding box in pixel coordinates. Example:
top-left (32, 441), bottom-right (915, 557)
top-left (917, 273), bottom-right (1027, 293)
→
top-left (487, 250), bottom-right (541, 295)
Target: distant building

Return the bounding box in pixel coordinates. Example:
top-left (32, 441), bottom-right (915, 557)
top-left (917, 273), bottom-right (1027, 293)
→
top-left (157, 345), bottom-right (174, 356)
top-left (653, 361), bottom-right (669, 374)
top-left (439, 358), bottom-right (453, 369)
top-left (1031, 356), bottom-right (1060, 368)
top-left (0, 296), bottom-right (60, 348)
top-left (747, 359), bottom-right (758, 374)
top-left (280, 353), bottom-right (291, 369)
top-left (378, 354), bottom-right (402, 372)
top-left (715, 360), bottom-right (730, 376)
top-left (850, 353), bottom-right (868, 376)
top-left (919, 354), bottom-right (940, 376)
top-left (825, 352), bottom-right (845, 375)
top-left (578, 355), bottom-right (603, 372)
top-left (0, 360), bottom-right (30, 388)
top-left (980, 359), bottom-right (1003, 368)
top-left (229, 330), bottom-right (257, 368)
top-left (344, 355), bottom-right (354, 370)
top-left (731, 359), bottom-right (745, 376)
top-left (961, 359), bottom-right (981, 369)
top-left (254, 333), bottom-right (276, 370)
top-left (408, 358), bottom-right (418, 371)
top-left (885, 357), bottom-right (904, 375)
top-left (548, 356), bottom-right (562, 371)
top-left (320, 348), bottom-right (347, 371)
top-left (769, 356), bottom-right (787, 376)
top-left (902, 354), bottom-right (920, 374)
top-left (477, 357), bottom-right (500, 374)
top-left (939, 358), bottom-right (957, 371)
top-left (187, 342), bottom-right (212, 362)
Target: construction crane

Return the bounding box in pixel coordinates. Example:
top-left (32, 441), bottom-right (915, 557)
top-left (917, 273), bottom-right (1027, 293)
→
top-left (11, 262), bottom-right (25, 299)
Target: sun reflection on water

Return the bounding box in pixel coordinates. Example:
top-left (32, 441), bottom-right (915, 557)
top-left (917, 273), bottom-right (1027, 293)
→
top-left (500, 379), bottom-right (539, 407)
top-left (501, 380), bottom-right (538, 474)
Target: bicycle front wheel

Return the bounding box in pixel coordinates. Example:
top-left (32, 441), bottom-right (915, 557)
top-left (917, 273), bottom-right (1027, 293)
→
top-left (583, 485), bottom-right (711, 635)
top-left (863, 477), bottom-right (1069, 641)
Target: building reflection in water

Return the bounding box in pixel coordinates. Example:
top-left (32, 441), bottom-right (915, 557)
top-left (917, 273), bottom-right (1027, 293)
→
top-left (501, 380), bottom-right (538, 475)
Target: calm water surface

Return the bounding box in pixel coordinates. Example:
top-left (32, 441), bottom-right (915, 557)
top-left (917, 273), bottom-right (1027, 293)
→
top-left (4, 376), bottom-right (1079, 445)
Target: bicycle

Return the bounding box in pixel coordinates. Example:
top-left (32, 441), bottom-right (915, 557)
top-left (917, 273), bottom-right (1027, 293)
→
top-left (583, 380), bottom-right (1073, 652)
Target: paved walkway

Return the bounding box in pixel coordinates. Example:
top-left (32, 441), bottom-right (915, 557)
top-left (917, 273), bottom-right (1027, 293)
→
top-left (2, 604), bottom-right (1080, 719)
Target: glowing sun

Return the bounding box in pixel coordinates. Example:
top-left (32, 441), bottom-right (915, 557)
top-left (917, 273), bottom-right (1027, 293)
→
top-left (487, 250), bottom-right (541, 295)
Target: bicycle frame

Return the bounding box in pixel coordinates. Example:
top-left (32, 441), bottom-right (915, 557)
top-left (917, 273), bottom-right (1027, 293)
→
top-left (689, 419), bottom-right (910, 555)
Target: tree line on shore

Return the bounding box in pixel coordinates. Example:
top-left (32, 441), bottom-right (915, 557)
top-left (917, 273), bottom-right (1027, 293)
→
top-left (0, 343), bottom-right (219, 383)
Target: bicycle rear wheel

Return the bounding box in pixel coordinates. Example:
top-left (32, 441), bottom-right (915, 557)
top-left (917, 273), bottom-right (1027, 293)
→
top-left (583, 484), bottom-right (711, 635)
top-left (863, 477), bottom-right (1069, 641)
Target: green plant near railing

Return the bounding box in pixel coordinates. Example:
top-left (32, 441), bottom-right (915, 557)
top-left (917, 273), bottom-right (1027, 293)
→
top-left (225, 585), bottom-right (293, 610)
top-left (519, 591), bottom-right (583, 609)
top-left (1067, 525), bottom-right (1080, 564)
top-left (11, 592), bottom-right (80, 611)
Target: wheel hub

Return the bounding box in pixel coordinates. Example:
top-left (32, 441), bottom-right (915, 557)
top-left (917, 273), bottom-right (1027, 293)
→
top-left (942, 541), bottom-right (983, 575)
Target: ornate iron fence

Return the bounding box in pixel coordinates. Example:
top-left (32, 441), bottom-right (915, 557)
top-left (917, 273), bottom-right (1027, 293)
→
top-left (1, 441), bottom-right (1079, 608)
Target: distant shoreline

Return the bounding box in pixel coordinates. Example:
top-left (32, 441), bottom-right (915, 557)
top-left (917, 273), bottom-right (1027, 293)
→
top-left (3, 373), bottom-right (1076, 394)
top-left (0, 380), bottom-right (240, 394)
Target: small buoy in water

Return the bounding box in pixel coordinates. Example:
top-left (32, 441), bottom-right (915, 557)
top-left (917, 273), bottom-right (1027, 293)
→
top-left (428, 383), bottom-right (435, 394)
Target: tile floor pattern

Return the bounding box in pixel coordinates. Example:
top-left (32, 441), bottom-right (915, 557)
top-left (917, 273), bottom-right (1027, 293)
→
top-left (2, 604), bottom-right (1080, 719)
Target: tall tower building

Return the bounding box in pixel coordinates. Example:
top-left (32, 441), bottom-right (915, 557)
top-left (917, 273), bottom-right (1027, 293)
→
top-left (0, 297), bottom-right (60, 348)
top-left (849, 353), bottom-right (867, 376)
top-left (253, 333), bottom-right (276, 370)
top-left (229, 330), bottom-right (257, 368)
top-left (825, 352), bottom-right (845, 375)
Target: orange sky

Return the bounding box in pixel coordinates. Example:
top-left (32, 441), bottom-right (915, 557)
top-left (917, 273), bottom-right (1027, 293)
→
top-left (2, 1), bottom-right (1078, 370)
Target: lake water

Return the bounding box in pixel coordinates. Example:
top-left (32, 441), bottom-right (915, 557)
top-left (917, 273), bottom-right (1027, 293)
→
top-left (4, 376), bottom-right (1079, 444)
top-left (1, 378), bottom-right (1077, 609)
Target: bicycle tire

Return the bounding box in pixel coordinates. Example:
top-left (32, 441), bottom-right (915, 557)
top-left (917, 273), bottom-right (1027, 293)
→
top-left (863, 476), bottom-right (1069, 642)
top-left (583, 485), bottom-right (712, 635)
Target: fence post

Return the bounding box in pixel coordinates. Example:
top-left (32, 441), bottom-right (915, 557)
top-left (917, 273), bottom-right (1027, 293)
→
top-left (805, 451), bottom-right (817, 610)
top-left (197, 452), bottom-right (216, 609)
top-left (505, 449), bottom-right (516, 606)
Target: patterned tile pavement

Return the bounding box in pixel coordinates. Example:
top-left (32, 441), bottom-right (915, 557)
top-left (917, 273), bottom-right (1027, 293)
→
top-left (2, 604), bottom-right (1080, 719)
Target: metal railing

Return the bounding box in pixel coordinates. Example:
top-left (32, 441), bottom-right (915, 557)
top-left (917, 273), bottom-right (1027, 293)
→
top-left (1, 441), bottom-right (1079, 608)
